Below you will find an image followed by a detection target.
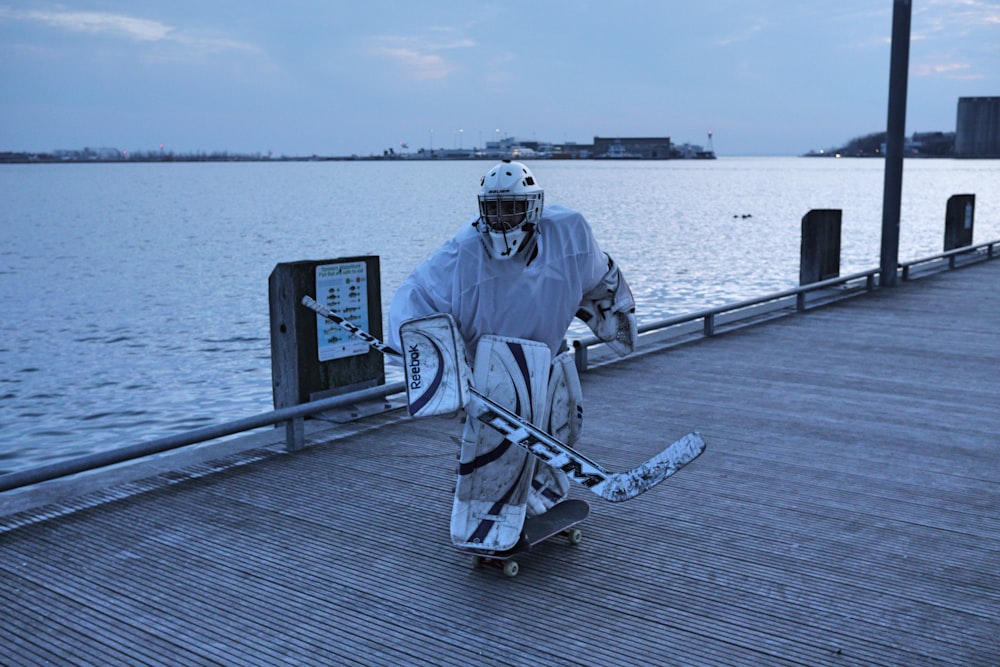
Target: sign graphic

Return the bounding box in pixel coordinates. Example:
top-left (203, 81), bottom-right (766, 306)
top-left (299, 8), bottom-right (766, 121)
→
top-left (315, 262), bottom-right (370, 361)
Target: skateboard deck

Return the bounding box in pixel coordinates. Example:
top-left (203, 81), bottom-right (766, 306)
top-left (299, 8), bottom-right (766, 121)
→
top-left (463, 499), bottom-right (591, 577)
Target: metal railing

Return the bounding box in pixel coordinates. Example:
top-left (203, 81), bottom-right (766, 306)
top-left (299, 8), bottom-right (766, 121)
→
top-left (899, 239), bottom-right (996, 281)
top-left (0, 381), bottom-right (405, 493)
top-left (2, 238), bottom-right (997, 494)
top-left (572, 238), bottom-right (999, 372)
top-left (572, 268), bottom-right (878, 372)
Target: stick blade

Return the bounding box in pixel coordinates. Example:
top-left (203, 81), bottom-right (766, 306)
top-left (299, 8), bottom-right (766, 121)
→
top-left (598, 432), bottom-right (706, 503)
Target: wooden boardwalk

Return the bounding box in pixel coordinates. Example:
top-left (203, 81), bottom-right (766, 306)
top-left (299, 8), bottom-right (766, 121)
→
top-left (2, 260), bottom-right (997, 666)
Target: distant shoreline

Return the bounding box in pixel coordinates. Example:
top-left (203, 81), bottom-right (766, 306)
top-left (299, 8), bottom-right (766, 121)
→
top-left (5, 152), bottom-right (993, 165)
top-left (0, 153), bottom-right (723, 164)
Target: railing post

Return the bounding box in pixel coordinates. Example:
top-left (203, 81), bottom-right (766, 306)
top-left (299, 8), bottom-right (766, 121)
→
top-left (285, 417), bottom-right (305, 452)
top-left (704, 313), bottom-right (715, 337)
top-left (796, 292), bottom-right (807, 312)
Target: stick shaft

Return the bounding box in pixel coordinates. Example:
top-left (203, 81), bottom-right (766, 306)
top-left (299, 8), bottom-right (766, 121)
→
top-left (301, 295), bottom-right (403, 363)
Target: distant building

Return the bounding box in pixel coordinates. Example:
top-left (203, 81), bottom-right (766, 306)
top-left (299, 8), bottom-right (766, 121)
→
top-left (52, 147), bottom-right (123, 161)
top-left (593, 136), bottom-right (674, 159)
top-left (955, 97), bottom-right (1000, 158)
top-left (591, 136), bottom-right (714, 159)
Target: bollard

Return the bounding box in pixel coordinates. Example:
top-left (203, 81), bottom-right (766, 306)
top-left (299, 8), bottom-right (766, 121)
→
top-left (800, 209), bottom-right (842, 286)
top-left (943, 194), bottom-right (975, 252)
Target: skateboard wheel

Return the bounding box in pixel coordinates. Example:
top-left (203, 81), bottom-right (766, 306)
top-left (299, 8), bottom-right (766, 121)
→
top-left (471, 555), bottom-right (483, 569)
top-left (503, 561), bottom-right (519, 578)
top-left (567, 528), bottom-right (582, 545)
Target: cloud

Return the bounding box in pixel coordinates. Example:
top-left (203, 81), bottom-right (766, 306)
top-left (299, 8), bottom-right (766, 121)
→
top-left (9, 9), bottom-right (172, 40)
top-left (0, 7), bottom-right (257, 53)
top-left (370, 46), bottom-right (456, 80)
top-left (367, 33), bottom-right (475, 80)
top-left (911, 1), bottom-right (998, 80)
top-left (917, 0), bottom-right (1000, 36)
top-left (714, 21), bottom-right (767, 47)
top-left (915, 62), bottom-right (982, 79)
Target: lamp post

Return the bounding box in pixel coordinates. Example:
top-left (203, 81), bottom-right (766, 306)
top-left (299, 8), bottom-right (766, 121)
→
top-left (879, 0), bottom-right (912, 287)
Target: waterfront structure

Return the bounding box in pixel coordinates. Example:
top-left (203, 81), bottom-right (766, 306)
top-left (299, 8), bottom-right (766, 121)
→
top-left (594, 136), bottom-right (671, 159)
top-left (955, 96), bottom-right (1000, 158)
top-left (592, 135), bottom-right (714, 159)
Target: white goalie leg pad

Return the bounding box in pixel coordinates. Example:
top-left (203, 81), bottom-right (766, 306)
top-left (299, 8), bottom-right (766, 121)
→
top-left (399, 313), bottom-right (471, 418)
top-left (576, 253), bottom-right (638, 357)
top-left (451, 336), bottom-right (550, 551)
top-left (526, 352), bottom-right (580, 517)
top-left (542, 351), bottom-right (584, 446)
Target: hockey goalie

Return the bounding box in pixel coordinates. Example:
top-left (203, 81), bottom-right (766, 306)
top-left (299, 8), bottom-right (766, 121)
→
top-left (388, 160), bottom-right (639, 552)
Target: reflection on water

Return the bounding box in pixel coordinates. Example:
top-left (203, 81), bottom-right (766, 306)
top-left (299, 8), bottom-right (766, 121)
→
top-left (1, 158), bottom-right (998, 472)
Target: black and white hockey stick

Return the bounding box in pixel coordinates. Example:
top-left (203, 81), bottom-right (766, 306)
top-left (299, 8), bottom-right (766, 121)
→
top-left (302, 295), bottom-right (705, 502)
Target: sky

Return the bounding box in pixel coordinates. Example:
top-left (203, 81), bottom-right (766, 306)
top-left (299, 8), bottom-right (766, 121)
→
top-left (1, 1), bottom-right (998, 157)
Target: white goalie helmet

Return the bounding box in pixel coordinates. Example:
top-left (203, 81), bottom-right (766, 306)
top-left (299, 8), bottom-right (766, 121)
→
top-left (475, 160), bottom-right (544, 260)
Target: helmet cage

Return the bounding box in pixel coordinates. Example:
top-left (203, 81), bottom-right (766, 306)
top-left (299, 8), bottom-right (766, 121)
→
top-left (478, 193), bottom-right (543, 232)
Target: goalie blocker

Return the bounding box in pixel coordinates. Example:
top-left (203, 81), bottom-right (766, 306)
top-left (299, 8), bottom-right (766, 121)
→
top-left (398, 313), bottom-right (471, 418)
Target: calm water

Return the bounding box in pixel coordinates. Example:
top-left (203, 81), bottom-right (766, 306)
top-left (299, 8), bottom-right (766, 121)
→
top-left (2, 158), bottom-right (998, 473)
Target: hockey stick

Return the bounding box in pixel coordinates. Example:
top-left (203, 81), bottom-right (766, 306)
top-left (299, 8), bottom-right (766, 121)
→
top-left (302, 295), bottom-right (705, 502)
top-left (302, 296), bottom-right (402, 360)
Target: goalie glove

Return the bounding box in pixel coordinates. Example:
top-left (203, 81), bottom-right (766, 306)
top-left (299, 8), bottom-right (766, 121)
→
top-left (399, 313), bottom-right (472, 417)
top-left (576, 253), bottom-right (637, 357)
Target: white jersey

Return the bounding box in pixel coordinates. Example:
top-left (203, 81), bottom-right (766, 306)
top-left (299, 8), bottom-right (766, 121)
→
top-left (388, 204), bottom-right (610, 359)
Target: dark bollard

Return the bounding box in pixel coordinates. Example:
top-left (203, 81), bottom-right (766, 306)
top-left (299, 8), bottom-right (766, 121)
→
top-left (943, 194), bottom-right (975, 252)
top-left (800, 209), bottom-right (842, 286)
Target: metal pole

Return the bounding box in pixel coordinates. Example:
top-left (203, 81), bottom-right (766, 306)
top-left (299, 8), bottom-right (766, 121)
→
top-left (879, 0), bottom-right (912, 287)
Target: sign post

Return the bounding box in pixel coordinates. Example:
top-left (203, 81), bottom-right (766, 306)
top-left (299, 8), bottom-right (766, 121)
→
top-left (269, 256), bottom-right (397, 448)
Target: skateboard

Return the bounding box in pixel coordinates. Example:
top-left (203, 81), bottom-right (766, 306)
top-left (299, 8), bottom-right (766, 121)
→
top-left (464, 499), bottom-right (591, 577)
